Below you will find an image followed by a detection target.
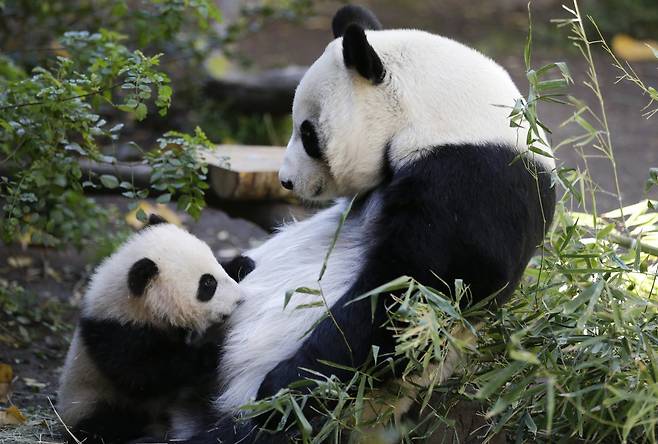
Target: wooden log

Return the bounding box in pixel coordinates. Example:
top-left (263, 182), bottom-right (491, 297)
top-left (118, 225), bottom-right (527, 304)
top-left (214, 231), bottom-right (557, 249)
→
top-left (1, 145), bottom-right (293, 203)
top-left (203, 66), bottom-right (306, 115)
top-left (202, 145), bottom-right (294, 201)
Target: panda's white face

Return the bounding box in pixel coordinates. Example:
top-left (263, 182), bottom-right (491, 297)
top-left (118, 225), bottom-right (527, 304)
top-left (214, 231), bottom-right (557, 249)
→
top-left (83, 223), bottom-right (243, 332)
top-left (279, 17), bottom-right (555, 201)
top-left (279, 37), bottom-right (399, 201)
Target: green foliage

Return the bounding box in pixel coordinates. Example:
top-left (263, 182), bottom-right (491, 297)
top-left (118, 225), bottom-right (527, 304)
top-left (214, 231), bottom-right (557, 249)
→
top-left (146, 127), bottom-right (216, 220)
top-left (0, 280), bottom-right (72, 346)
top-left (0, 0), bottom-right (314, 249)
top-left (584, 0), bottom-right (658, 39)
top-left (0, 29), bottom-right (174, 247)
top-left (0, 0), bottom-right (222, 56)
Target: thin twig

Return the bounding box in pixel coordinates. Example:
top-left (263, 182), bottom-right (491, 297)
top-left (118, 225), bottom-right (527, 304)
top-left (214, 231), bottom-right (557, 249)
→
top-left (47, 397), bottom-right (81, 444)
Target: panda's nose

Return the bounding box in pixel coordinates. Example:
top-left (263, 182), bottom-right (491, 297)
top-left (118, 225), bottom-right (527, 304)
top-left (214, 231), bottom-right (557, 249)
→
top-left (281, 180), bottom-right (294, 190)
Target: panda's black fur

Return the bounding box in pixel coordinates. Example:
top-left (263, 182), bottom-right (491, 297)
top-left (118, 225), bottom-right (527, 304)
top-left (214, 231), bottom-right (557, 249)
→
top-left (73, 319), bottom-right (223, 443)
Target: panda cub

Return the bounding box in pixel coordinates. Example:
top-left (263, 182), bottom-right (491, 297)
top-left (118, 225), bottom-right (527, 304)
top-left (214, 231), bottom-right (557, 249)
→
top-left (57, 215), bottom-right (253, 444)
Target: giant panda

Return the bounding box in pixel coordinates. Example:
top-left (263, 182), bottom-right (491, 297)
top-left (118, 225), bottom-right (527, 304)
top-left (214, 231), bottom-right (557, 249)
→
top-left (187, 4), bottom-right (556, 442)
top-left (57, 215), bottom-right (250, 444)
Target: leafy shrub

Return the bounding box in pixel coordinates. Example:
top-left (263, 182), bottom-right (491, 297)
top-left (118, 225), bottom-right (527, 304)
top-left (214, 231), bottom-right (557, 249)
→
top-left (0, 29), bottom-right (176, 247)
top-left (0, 0), bottom-right (309, 249)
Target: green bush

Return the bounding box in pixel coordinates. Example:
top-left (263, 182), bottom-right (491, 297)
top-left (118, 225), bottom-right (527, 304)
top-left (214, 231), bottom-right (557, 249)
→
top-left (585, 0), bottom-right (658, 39)
top-left (0, 0), bottom-right (308, 249)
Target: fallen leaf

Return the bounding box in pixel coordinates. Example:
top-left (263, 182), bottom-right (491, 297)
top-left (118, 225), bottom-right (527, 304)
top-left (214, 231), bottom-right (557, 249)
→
top-left (0, 405), bottom-right (27, 425)
top-left (44, 262), bottom-right (62, 282)
top-left (612, 34), bottom-right (658, 62)
top-left (0, 364), bottom-right (12, 403)
top-left (7, 256), bottom-right (33, 268)
top-left (0, 335), bottom-right (19, 348)
top-left (18, 227), bottom-right (34, 250)
top-left (204, 50), bottom-right (232, 79)
top-left (23, 377), bottom-right (47, 391)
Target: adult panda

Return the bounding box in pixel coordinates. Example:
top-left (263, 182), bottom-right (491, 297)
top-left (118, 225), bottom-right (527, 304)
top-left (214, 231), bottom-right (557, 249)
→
top-left (194, 4), bottom-right (556, 441)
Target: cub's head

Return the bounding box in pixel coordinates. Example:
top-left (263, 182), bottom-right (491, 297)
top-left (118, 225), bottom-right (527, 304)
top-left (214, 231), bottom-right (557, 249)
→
top-left (83, 215), bottom-right (242, 332)
top-left (279, 5), bottom-right (538, 201)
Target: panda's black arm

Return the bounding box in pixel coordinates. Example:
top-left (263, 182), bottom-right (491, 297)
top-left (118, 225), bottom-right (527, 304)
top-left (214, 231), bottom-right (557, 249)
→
top-left (80, 318), bottom-right (219, 398)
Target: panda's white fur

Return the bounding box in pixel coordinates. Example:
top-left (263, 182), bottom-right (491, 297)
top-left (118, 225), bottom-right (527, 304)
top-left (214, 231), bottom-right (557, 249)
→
top-left (279, 29), bottom-right (554, 201)
top-left (58, 222), bottom-right (242, 441)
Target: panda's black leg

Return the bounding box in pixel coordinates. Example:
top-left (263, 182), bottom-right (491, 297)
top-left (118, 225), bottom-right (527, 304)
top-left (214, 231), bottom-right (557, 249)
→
top-left (73, 403), bottom-right (152, 444)
top-left (80, 318), bottom-right (221, 398)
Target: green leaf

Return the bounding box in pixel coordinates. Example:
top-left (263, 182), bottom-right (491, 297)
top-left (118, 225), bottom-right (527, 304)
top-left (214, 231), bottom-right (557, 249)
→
top-left (156, 193), bottom-right (172, 204)
top-left (99, 174), bottom-right (119, 189)
top-left (509, 349), bottom-right (540, 365)
top-left (477, 362), bottom-right (526, 400)
top-left (290, 398), bottom-right (312, 440)
top-left (135, 102), bottom-right (147, 121)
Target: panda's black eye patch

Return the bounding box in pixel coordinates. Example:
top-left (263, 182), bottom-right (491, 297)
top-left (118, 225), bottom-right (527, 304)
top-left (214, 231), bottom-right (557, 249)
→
top-left (300, 120), bottom-right (322, 160)
top-left (197, 274), bottom-right (217, 302)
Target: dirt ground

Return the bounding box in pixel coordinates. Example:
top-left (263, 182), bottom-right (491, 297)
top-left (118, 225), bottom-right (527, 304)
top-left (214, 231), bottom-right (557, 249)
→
top-left (1, 0), bottom-right (657, 441)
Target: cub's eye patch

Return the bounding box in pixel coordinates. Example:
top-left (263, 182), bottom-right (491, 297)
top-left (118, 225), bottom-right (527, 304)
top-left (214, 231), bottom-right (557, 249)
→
top-left (197, 274), bottom-right (218, 302)
top-left (300, 120), bottom-right (322, 160)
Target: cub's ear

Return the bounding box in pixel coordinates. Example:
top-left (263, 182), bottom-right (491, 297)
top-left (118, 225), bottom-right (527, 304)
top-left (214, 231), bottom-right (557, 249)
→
top-left (332, 5), bottom-right (382, 38)
top-left (147, 213), bottom-right (167, 226)
top-left (221, 255), bottom-right (256, 283)
top-left (128, 258), bottom-right (158, 297)
top-left (342, 24), bottom-right (385, 84)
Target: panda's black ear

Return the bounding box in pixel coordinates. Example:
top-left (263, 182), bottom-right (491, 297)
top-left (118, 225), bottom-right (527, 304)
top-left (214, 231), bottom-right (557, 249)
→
top-left (342, 24), bottom-right (385, 84)
top-left (128, 258), bottom-right (158, 297)
top-left (332, 5), bottom-right (382, 38)
top-left (147, 213), bottom-right (167, 226)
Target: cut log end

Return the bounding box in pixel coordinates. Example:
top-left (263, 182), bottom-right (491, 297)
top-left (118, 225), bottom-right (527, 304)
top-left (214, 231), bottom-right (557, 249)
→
top-left (203, 145), bottom-right (294, 202)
